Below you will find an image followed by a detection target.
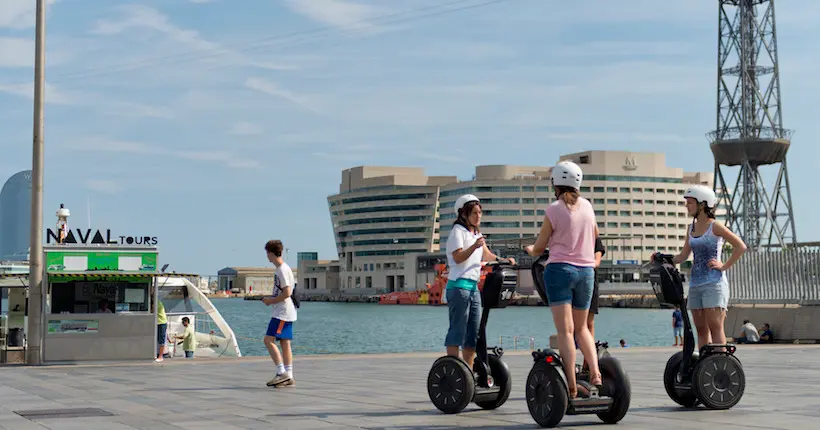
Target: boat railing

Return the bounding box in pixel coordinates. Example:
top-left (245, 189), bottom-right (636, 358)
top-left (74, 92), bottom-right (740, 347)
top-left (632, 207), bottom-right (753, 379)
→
top-left (498, 335), bottom-right (536, 351)
top-left (165, 311), bottom-right (226, 338)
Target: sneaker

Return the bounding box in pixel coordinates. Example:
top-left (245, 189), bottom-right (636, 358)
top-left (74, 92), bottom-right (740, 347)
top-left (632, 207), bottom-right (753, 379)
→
top-left (266, 373), bottom-right (291, 387)
top-left (274, 377), bottom-right (295, 388)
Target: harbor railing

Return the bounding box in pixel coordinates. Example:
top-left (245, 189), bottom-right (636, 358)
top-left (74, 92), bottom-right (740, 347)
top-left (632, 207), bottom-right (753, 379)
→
top-left (498, 335), bottom-right (536, 351)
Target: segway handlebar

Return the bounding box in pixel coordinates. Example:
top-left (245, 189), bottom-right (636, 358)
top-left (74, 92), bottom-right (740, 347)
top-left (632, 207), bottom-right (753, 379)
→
top-left (487, 258), bottom-right (516, 267)
top-left (651, 252), bottom-right (675, 265)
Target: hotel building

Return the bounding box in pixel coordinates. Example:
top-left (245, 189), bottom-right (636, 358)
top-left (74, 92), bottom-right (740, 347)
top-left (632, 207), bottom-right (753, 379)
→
top-left (305, 151), bottom-right (717, 294)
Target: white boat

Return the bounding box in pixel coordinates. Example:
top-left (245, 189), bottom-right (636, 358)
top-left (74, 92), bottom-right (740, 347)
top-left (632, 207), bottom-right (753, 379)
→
top-left (156, 275), bottom-right (242, 358)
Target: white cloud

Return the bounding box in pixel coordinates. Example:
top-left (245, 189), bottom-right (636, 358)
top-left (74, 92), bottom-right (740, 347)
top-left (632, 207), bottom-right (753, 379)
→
top-left (0, 80), bottom-right (174, 119)
top-left (90, 5), bottom-right (297, 72)
top-left (69, 137), bottom-right (261, 170)
top-left (245, 77), bottom-right (322, 114)
top-left (284, 0), bottom-right (385, 32)
top-left (0, 81), bottom-right (79, 105)
top-left (85, 179), bottom-right (124, 195)
top-left (0, 37), bottom-right (33, 68)
top-left (227, 122), bottom-right (264, 136)
top-left (0, 0), bottom-right (59, 29)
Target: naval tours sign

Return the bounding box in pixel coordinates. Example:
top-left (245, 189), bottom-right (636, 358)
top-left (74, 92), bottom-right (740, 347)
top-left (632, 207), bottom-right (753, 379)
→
top-left (46, 228), bottom-right (158, 246)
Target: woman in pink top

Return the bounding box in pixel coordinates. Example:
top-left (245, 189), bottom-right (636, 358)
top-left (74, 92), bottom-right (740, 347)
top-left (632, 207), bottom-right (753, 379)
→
top-left (525, 160), bottom-right (601, 398)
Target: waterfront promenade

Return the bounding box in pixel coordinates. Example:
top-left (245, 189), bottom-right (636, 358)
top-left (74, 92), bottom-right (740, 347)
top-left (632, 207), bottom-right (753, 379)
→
top-left (1, 345), bottom-right (817, 429)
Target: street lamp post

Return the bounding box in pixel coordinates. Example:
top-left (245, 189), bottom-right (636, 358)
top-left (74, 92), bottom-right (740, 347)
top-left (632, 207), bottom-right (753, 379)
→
top-left (26, 0), bottom-right (47, 365)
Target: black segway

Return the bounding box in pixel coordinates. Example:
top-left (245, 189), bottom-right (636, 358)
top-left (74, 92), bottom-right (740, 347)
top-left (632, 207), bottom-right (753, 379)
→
top-left (525, 251), bottom-right (631, 428)
top-left (650, 253), bottom-right (745, 410)
top-left (427, 260), bottom-right (517, 414)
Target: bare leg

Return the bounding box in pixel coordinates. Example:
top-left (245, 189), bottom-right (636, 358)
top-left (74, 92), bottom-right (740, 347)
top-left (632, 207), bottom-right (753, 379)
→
top-left (691, 309), bottom-right (712, 349)
top-left (446, 345), bottom-right (460, 358)
top-left (551, 303), bottom-right (577, 397)
top-left (280, 339), bottom-right (292, 366)
top-left (264, 335), bottom-right (282, 364)
top-left (704, 308), bottom-right (727, 348)
top-left (574, 308), bottom-right (600, 385)
top-left (462, 347), bottom-right (476, 370)
top-left (582, 313), bottom-right (595, 371)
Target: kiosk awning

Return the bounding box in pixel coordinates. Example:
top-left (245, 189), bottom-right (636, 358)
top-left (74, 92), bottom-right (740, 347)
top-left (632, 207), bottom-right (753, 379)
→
top-left (0, 273), bottom-right (29, 287)
top-left (47, 272), bottom-right (200, 281)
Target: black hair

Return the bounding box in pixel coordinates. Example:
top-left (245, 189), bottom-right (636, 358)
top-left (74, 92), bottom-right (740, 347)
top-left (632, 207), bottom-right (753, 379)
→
top-left (690, 200), bottom-right (717, 234)
top-left (453, 200), bottom-right (481, 234)
top-left (182, 317), bottom-right (190, 324)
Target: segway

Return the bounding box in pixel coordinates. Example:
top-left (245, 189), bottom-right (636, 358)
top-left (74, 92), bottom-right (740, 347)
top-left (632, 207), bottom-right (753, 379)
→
top-left (525, 251), bottom-right (631, 428)
top-left (650, 253), bottom-right (745, 410)
top-left (427, 259), bottom-right (517, 414)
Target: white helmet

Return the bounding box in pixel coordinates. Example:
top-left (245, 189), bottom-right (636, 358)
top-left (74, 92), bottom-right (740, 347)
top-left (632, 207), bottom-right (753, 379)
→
top-left (683, 185), bottom-right (717, 208)
top-left (454, 194), bottom-right (480, 215)
top-left (550, 160), bottom-right (583, 189)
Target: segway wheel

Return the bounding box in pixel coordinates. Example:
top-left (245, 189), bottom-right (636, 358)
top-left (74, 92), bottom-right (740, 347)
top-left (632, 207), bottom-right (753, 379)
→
top-left (596, 356), bottom-right (631, 424)
top-left (663, 352), bottom-right (699, 408)
top-left (692, 354), bottom-right (745, 410)
top-left (474, 354), bottom-right (512, 410)
top-left (427, 356), bottom-right (475, 414)
top-left (525, 362), bottom-right (567, 428)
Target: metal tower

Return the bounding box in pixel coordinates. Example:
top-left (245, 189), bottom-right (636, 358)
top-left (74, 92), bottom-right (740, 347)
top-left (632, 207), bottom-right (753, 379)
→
top-left (709, 0), bottom-right (797, 250)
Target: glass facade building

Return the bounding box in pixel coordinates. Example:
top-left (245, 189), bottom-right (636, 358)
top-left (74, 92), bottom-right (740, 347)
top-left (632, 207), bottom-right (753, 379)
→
top-left (0, 170), bottom-right (32, 261)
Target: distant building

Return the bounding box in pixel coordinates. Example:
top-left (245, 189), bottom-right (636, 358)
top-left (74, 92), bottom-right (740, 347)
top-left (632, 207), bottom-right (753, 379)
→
top-left (297, 252), bottom-right (318, 264)
top-left (216, 266), bottom-right (299, 295)
top-left (0, 170), bottom-right (32, 261)
top-left (310, 150), bottom-right (723, 294)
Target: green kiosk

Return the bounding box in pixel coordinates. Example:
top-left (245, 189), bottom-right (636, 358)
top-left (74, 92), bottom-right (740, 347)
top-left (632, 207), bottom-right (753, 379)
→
top-left (43, 244), bottom-right (161, 362)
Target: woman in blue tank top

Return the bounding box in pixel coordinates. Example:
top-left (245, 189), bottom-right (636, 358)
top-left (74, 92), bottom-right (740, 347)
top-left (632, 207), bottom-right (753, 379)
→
top-left (660, 185), bottom-right (747, 348)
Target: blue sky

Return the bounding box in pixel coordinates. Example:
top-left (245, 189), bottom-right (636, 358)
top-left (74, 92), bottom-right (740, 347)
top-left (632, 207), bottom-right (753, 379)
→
top-left (1, 0), bottom-right (819, 275)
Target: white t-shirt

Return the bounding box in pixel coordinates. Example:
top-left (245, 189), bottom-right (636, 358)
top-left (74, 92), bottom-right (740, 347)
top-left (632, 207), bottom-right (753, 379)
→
top-left (271, 263), bottom-right (297, 322)
top-left (741, 322), bottom-right (759, 342)
top-left (446, 224), bottom-right (484, 281)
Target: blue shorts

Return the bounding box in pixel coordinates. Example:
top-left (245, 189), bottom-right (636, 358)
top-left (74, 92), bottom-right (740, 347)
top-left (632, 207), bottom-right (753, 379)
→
top-left (673, 326), bottom-right (683, 337)
top-left (544, 263), bottom-right (595, 310)
top-left (266, 318), bottom-right (294, 340)
top-left (688, 278), bottom-right (729, 310)
top-left (157, 323), bottom-right (167, 346)
top-left (445, 280), bottom-right (481, 349)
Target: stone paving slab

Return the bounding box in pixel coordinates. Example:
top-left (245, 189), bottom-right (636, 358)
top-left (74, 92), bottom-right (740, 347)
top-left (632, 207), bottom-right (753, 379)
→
top-left (0, 345), bottom-right (818, 429)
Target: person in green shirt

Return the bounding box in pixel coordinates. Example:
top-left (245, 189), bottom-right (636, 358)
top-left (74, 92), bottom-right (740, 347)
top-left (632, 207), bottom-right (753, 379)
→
top-left (173, 317), bottom-right (196, 358)
top-left (155, 300), bottom-right (167, 362)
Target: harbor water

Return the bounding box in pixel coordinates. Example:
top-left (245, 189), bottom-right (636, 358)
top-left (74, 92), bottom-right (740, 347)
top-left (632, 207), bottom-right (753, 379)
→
top-left (212, 298), bottom-right (678, 356)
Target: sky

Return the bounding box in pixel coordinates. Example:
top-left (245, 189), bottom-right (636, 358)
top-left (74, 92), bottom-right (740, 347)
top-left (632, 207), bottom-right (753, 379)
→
top-left (1, 0), bottom-right (819, 276)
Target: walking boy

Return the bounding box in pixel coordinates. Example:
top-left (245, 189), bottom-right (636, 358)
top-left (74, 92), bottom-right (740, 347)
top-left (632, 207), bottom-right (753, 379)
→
top-left (262, 240), bottom-right (297, 387)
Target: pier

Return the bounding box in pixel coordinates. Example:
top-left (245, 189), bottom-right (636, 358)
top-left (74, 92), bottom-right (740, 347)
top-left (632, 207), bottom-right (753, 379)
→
top-left (0, 344), bottom-right (817, 429)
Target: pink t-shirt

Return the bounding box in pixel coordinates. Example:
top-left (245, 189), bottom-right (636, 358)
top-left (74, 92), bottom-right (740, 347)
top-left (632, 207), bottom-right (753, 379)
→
top-left (544, 196), bottom-right (596, 267)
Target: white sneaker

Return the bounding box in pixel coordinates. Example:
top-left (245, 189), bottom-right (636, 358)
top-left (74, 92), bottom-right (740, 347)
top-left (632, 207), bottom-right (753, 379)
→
top-left (266, 373), bottom-right (291, 386)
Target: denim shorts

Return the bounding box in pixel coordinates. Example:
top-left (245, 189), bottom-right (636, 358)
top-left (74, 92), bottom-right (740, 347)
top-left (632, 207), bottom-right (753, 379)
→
top-left (157, 323), bottom-right (167, 346)
top-left (688, 278), bottom-right (729, 310)
top-left (673, 326), bottom-right (683, 337)
top-left (445, 281), bottom-right (481, 349)
top-left (544, 263), bottom-right (595, 310)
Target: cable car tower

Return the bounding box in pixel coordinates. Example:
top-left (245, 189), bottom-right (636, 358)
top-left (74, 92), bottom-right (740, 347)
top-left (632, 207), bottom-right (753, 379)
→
top-left (709, 0), bottom-right (797, 250)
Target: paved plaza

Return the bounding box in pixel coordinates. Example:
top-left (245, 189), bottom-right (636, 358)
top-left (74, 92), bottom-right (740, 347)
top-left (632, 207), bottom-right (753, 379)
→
top-left (0, 345), bottom-right (818, 429)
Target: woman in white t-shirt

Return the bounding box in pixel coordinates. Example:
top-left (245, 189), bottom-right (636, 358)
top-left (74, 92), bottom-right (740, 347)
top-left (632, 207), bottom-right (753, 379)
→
top-left (444, 194), bottom-right (515, 370)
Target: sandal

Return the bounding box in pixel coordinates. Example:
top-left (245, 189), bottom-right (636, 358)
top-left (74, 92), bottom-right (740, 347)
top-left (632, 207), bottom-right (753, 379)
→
top-left (589, 373), bottom-right (603, 388)
top-left (576, 380), bottom-right (600, 398)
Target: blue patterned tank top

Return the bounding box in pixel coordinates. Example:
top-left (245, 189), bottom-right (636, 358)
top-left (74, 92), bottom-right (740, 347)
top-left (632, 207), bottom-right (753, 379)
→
top-left (688, 222), bottom-right (726, 288)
